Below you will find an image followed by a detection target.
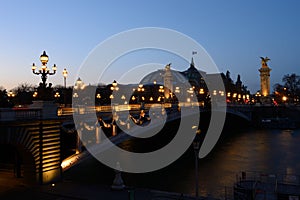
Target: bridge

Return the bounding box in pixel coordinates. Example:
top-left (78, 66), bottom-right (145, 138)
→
top-left (226, 104), bottom-right (253, 121)
top-left (0, 102), bottom-right (259, 185)
top-left (60, 103), bottom-right (254, 172)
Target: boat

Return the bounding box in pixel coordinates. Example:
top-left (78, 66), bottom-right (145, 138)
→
top-left (233, 171), bottom-right (300, 200)
top-left (260, 117), bottom-right (296, 129)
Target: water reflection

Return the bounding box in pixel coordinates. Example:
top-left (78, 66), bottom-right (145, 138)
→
top-left (66, 128), bottom-right (300, 199)
top-left (194, 128), bottom-right (300, 198)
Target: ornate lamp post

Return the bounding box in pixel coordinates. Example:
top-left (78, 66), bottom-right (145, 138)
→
top-left (32, 51), bottom-right (57, 88)
top-left (54, 92), bottom-right (60, 102)
top-left (7, 91), bottom-right (15, 104)
top-left (111, 80), bottom-right (119, 91)
top-left (62, 68), bottom-right (68, 88)
top-left (110, 80), bottom-right (120, 113)
top-left (7, 91), bottom-right (15, 99)
top-left (62, 68), bottom-right (68, 106)
top-left (29, 51), bottom-right (60, 120)
top-left (193, 129), bottom-right (201, 199)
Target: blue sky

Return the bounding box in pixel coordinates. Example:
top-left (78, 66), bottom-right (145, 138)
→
top-left (0, 0), bottom-right (299, 93)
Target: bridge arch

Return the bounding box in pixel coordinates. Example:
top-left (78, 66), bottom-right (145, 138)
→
top-left (226, 108), bottom-right (252, 122)
top-left (0, 121), bottom-right (62, 184)
top-left (0, 143), bottom-right (36, 184)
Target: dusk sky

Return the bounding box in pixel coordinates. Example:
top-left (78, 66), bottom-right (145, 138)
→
top-left (0, 0), bottom-right (299, 93)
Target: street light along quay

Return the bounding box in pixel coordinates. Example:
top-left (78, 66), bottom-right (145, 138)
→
top-left (62, 68), bottom-right (68, 106)
top-left (62, 68), bottom-right (68, 88)
top-left (193, 129), bottom-right (201, 199)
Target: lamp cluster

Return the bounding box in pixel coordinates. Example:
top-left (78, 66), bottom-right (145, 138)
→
top-left (31, 51), bottom-right (57, 88)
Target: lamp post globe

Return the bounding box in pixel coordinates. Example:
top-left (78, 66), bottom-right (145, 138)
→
top-left (40, 51), bottom-right (49, 65)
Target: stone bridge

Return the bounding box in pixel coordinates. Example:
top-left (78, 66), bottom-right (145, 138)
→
top-left (226, 104), bottom-right (253, 121)
top-left (0, 102), bottom-right (262, 184)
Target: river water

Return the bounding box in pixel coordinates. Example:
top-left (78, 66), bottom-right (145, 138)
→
top-left (65, 128), bottom-right (300, 199)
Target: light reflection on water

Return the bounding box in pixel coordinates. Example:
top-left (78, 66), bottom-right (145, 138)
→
top-left (119, 128), bottom-right (300, 198)
top-left (67, 128), bottom-right (300, 199)
top-left (195, 128), bottom-right (300, 198)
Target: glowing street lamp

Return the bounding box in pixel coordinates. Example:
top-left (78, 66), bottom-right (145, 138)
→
top-left (54, 92), bottom-right (60, 98)
top-left (62, 68), bottom-right (68, 88)
top-left (31, 51), bottom-right (57, 88)
top-left (73, 92), bottom-right (78, 98)
top-left (111, 80), bottom-right (119, 91)
top-left (7, 91), bottom-right (15, 103)
top-left (158, 86), bottom-right (165, 103)
top-left (33, 91), bottom-right (38, 98)
top-left (74, 78), bottom-right (85, 90)
top-left (213, 90), bottom-right (217, 96)
top-left (199, 88), bottom-right (204, 95)
top-left (7, 91), bottom-right (15, 98)
top-left (158, 86), bottom-right (164, 93)
top-left (282, 96), bottom-right (288, 102)
top-left (137, 84), bottom-right (144, 92)
top-left (175, 86), bottom-right (180, 93)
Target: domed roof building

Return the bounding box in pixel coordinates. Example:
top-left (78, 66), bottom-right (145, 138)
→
top-left (140, 58), bottom-right (207, 89)
top-left (140, 67), bottom-right (187, 86)
top-left (180, 58), bottom-right (206, 89)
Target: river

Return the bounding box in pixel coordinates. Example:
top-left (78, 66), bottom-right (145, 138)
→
top-left (65, 128), bottom-right (300, 199)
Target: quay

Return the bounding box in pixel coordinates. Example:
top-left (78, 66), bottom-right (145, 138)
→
top-left (233, 171), bottom-right (300, 200)
top-left (0, 176), bottom-right (219, 200)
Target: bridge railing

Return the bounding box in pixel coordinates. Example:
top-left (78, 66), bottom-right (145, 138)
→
top-left (0, 108), bottom-right (42, 121)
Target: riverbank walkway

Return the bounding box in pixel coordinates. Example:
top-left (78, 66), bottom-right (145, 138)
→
top-left (0, 178), bottom-right (219, 200)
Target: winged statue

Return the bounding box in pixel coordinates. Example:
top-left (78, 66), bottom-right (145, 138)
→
top-left (260, 56), bottom-right (270, 66)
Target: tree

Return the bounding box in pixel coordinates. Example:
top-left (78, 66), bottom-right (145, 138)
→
top-left (273, 83), bottom-right (286, 104)
top-left (13, 83), bottom-right (36, 106)
top-left (282, 73), bottom-right (300, 101)
top-left (0, 87), bottom-right (12, 108)
top-left (13, 83), bottom-right (35, 93)
top-left (273, 74), bottom-right (300, 104)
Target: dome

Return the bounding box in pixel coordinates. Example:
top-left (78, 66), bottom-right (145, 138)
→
top-left (140, 69), bottom-right (188, 85)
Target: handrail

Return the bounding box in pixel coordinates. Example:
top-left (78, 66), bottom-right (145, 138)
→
top-left (236, 171), bottom-right (300, 186)
top-left (0, 108), bottom-right (42, 121)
